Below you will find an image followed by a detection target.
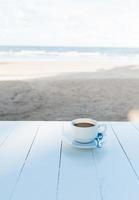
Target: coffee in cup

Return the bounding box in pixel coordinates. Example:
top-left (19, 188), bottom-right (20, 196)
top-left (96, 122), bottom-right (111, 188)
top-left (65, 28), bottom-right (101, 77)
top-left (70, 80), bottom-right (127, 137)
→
top-left (73, 122), bottom-right (94, 128)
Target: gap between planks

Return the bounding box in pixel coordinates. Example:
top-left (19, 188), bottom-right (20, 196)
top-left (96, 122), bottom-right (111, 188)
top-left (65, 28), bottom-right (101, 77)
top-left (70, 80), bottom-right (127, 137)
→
top-left (0, 123), bottom-right (18, 149)
top-left (56, 122), bottom-right (64, 200)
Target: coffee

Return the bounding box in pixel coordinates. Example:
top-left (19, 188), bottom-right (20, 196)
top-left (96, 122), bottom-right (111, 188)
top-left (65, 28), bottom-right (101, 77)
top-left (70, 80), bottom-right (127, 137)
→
top-left (74, 122), bottom-right (94, 128)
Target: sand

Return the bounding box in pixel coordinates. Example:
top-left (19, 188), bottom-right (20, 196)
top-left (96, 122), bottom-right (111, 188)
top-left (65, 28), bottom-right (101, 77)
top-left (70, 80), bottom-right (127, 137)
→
top-left (0, 61), bottom-right (139, 121)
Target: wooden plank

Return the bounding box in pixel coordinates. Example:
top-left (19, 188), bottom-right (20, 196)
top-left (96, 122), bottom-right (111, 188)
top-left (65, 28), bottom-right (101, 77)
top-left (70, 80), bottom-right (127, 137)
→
top-left (58, 122), bottom-right (101, 200)
top-left (0, 121), bottom-right (17, 148)
top-left (111, 122), bottom-right (139, 179)
top-left (132, 122), bottom-right (139, 132)
top-left (0, 121), bottom-right (40, 200)
top-left (11, 122), bottom-right (62, 200)
top-left (93, 122), bottom-right (139, 200)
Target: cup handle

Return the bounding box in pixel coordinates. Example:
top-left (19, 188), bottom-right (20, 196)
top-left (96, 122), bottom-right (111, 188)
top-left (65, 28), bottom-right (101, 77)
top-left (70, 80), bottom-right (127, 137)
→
top-left (98, 124), bottom-right (107, 134)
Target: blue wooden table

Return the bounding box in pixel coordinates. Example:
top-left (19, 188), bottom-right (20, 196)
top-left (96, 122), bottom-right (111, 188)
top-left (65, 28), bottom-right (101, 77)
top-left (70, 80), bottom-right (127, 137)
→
top-left (0, 121), bottom-right (139, 200)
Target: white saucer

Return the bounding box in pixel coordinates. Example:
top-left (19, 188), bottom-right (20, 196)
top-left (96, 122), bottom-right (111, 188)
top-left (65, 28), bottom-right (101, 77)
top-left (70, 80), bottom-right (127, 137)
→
top-left (62, 132), bottom-right (105, 149)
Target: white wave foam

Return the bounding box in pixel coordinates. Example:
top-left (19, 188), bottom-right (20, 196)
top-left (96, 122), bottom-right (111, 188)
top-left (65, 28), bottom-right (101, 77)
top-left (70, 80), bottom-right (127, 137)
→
top-left (0, 50), bottom-right (102, 57)
top-left (0, 49), bottom-right (139, 61)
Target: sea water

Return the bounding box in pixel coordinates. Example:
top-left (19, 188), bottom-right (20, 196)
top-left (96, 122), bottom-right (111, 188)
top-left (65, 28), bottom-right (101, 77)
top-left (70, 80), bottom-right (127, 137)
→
top-left (0, 46), bottom-right (139, 62)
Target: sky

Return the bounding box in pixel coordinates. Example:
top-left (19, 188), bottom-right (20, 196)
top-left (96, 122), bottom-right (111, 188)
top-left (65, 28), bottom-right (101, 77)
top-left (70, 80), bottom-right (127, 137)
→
top-left (0, 0), bottom-right (139, 47)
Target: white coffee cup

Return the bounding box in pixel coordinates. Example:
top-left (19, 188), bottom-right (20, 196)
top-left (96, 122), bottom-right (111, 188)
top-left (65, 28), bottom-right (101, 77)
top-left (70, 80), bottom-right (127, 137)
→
top-left (71, 118), bottom-right (106, 143)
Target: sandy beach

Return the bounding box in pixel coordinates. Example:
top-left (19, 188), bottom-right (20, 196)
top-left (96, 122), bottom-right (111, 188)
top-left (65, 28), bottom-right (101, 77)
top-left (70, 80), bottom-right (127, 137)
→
top-left (0, 61), bottom-right (139, 121)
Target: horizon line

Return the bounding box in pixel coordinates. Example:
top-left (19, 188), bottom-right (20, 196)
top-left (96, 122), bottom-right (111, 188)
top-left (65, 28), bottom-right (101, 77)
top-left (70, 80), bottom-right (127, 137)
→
top-left (0, 45), bottom-right (139, 49)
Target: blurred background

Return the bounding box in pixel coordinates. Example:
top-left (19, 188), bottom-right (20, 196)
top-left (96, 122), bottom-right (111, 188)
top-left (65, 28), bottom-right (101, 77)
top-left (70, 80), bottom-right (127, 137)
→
top-left (0, 0), bottom-right (139, 121)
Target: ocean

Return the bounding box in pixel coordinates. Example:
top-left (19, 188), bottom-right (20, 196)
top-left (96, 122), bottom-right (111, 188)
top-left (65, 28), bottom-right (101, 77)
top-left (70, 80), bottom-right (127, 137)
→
top-left (0, 46), bottom-right (139, 61)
